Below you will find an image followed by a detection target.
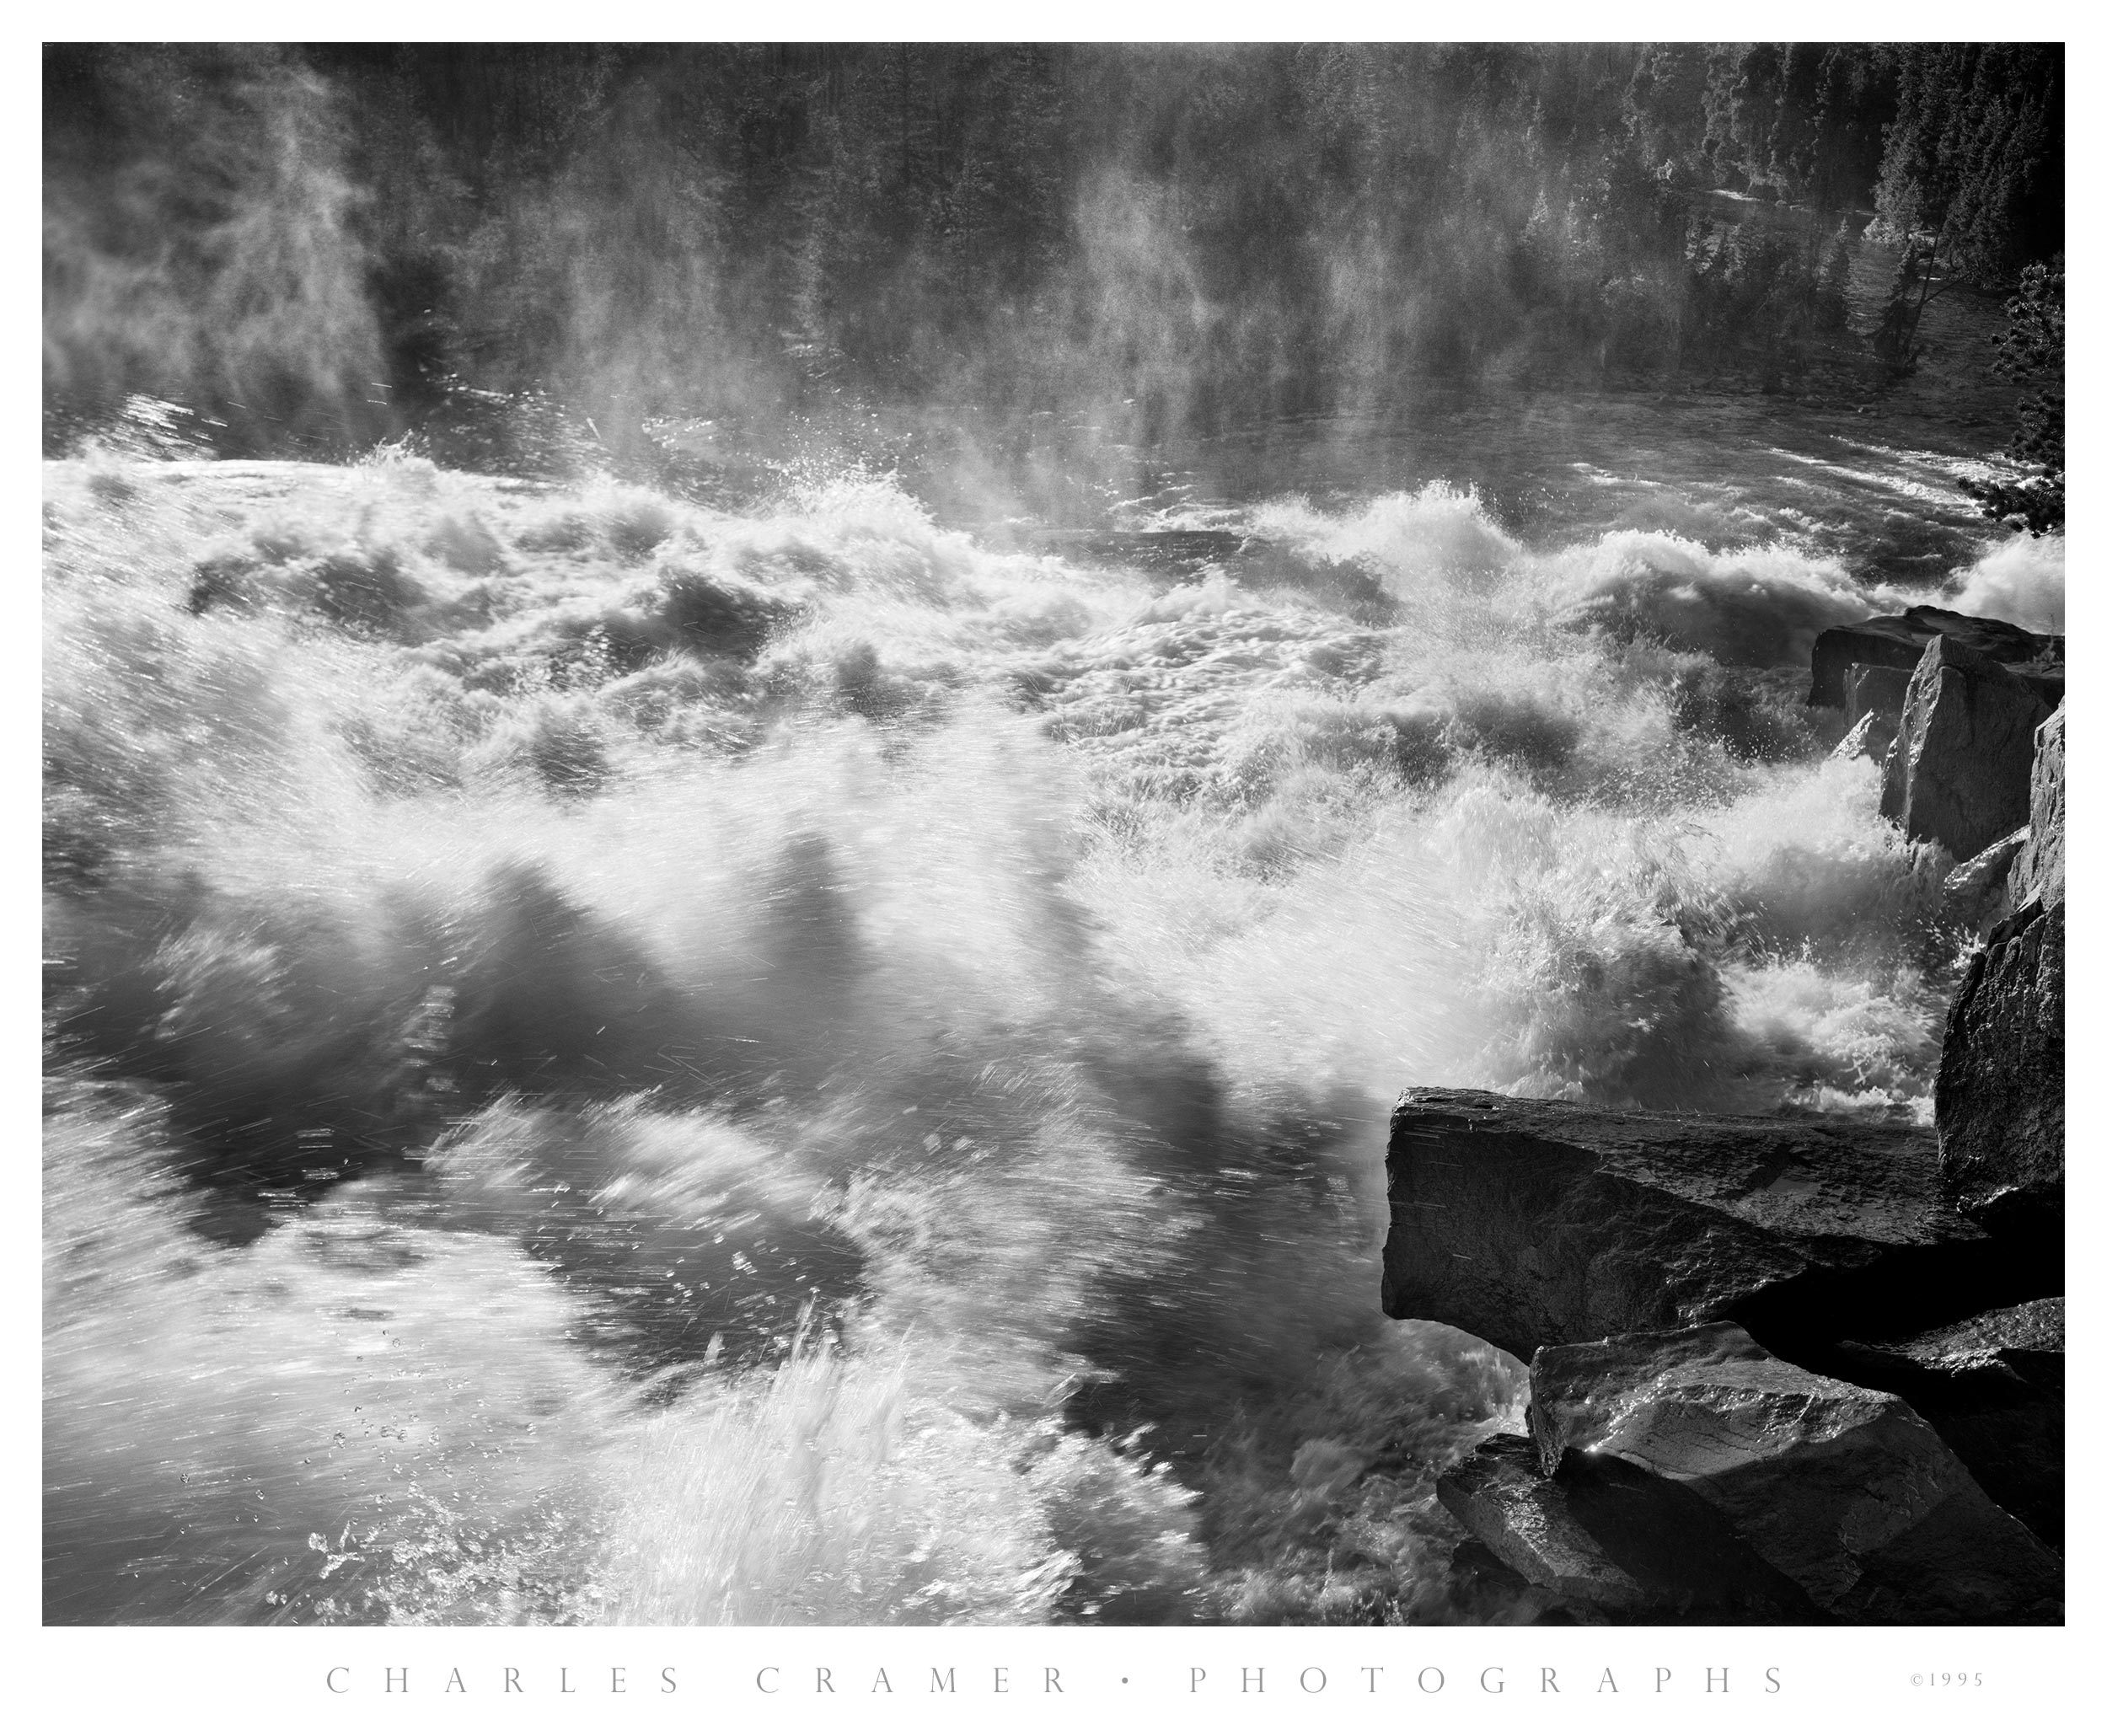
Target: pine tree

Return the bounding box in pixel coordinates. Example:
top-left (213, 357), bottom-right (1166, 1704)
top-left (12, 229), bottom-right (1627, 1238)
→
top-left (1965, 263), bottom-right (2064, 535)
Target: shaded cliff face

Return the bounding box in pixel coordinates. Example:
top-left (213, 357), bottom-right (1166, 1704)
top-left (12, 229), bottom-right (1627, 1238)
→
top-left (40, 435), bottom-right (2056, 1626)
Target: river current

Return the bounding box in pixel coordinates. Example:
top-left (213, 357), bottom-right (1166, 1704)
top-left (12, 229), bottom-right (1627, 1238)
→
top-left (43, 376), bottom-right (2063, 1625)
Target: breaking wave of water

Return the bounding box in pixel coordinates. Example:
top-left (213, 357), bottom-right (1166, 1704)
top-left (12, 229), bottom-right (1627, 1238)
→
top-left (1949, 529), bottom-right (2066, 634)
top-left (44, 448), bottom-right (2009, 1625)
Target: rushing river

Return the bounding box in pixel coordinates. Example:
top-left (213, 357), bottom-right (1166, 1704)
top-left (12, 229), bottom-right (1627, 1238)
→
top-left (42, 372), bottom-right (2062, 1625)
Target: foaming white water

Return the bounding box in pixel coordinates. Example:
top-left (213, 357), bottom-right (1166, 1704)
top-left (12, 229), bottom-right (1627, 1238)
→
top-left (1250, 481), bottom-right (1525, 584)
top-left (44, 458), bottom-right (1976, 1625)
top-left (1545, 528), bottom-right (1871, 667)
top-left (1949, 531), bottom-right (2065, 633)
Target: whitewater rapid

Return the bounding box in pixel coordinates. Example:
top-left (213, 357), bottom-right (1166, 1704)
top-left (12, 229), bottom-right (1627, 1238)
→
top-left (42, 442), bottom-right (2062, 1624)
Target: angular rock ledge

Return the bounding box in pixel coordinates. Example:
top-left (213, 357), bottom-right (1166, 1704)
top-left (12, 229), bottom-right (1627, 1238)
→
top-left (1525, 1325), bottom-right (2061, 1623)
top-left (1381, 1088), bottom-right (2049, 1365)
top-left (1879, 635), bottom-right (2052, 861)
top-left (1808, 605), bottom-right (2062, 712)
top-left (1830, 1296), bottom-right (2064, 1546)
top-left (1437, 1429), bottom-right (1822, 1623)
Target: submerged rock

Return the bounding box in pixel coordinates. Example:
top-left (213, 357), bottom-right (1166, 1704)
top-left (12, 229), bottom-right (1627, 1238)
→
top-left (1526, 1324), bottom-right (2061, 1623)
top-left (1879, 635), bottom-right (2052, 860)
top-left (1808, 604), bottom-right (2062, 711)
top-left (1381, 1089), bottom-right (2036, 1366)
top-left (1936, 703), bottom-right (2064, 1240)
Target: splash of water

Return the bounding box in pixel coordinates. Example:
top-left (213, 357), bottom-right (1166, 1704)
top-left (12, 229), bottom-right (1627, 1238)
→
top-left (1949, 530), bottom-right (2065, 633)
top-left (45, 453), bottom-right (1978, 1625)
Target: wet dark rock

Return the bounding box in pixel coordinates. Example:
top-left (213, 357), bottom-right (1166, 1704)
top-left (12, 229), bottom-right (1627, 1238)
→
top-left (1936, 700), bottom-right (2063, 1242)
top-left (1528, 1324), bottom-right (2062, 1623)
top-left (1937, 900), bottom-right (2064, 1236)
top-left (1845, 660), bottom-right (1914, 719)
top-left (1439, 1534), bottom-right (1584, 1626)
top-left (1381, 1088), bottom-right (2047, 1365)
top-left (1840, 1294), bottom-right (2065, 1385)
top-left (1436, 1430), bottom-right (1821, 1623)
top-left (1879, 635), bottom-right (2052, 860)
top-left (1808, 605), bottom-right (2062, 711)
top-left (1440, 1433), bottom-right (1651, 1615)
top-left (1831, 1297), bottom-right (2064, 1546)
top-left (1940, 827), bottom-right (2029, 933)
top-left (1833, 661), bottom-right (1914, 760)
top-left (2009, 705), bottom-right (2065, 910)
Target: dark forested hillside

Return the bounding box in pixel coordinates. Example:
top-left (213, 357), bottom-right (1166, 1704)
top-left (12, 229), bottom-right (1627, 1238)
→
top-left (43, 42), bottom-right (2064, 468)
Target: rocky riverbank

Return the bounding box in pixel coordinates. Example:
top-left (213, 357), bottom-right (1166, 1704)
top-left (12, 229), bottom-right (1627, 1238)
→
top-left (1386, 607), bottom-right (2067, 1622)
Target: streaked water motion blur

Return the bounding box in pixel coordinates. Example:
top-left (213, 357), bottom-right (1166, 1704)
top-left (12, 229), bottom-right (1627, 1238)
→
top-left (43, 388), bottom-right (2062, 1625)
